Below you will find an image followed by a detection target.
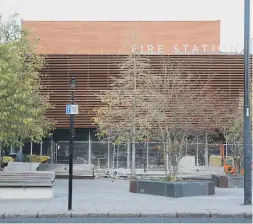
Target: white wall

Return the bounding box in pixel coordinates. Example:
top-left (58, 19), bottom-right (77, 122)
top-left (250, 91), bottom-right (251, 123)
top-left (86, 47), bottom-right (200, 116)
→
top-left (0, 0), bottom-right (252, 52)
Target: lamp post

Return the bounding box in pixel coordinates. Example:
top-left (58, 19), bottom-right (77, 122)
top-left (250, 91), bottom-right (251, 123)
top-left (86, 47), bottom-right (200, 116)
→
top-left (243, 0), bottom-right (252, 205)
top-left (68, 77), bottom-right (76, 210)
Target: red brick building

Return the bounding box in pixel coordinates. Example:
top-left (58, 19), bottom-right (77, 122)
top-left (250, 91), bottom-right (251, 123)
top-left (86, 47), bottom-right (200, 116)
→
top-left (23, 21), bottom-right (220, 54)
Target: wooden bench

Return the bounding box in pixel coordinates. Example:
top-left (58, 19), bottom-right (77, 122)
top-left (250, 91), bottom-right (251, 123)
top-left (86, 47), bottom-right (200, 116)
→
top-left (0, 171), bottom-right (55, 199)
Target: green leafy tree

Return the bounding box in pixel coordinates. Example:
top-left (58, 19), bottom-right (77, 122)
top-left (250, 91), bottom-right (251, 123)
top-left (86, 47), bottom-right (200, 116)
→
top-left (0, 14), bottom-right (54, 155)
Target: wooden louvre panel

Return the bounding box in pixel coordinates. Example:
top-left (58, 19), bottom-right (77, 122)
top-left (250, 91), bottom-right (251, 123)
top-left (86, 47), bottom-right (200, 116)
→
top-left (40, 54), bottom-right (252, 128)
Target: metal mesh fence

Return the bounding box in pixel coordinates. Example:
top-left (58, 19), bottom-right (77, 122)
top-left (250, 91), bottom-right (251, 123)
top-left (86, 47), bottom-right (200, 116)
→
top-left (19, 141), bottom-right (56, 157)
top-left (109, 143), bottom-right (128, 169)
top-left (56, 141), bottom-right (89, 164)
top-left (14, 140), bottom-right (243, 169)
top-left (92, 142), bottom-right (109, 168)
top-left (148, 142), bottom-right (164, 169)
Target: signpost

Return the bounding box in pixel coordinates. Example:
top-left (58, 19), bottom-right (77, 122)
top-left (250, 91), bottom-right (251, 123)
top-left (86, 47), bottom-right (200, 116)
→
top-left (66, 77), bottom-right (77, 211)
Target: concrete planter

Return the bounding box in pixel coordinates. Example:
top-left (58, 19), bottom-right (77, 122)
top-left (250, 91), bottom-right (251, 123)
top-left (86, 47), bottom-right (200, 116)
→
top-left (211, 175), bottom-right (244, 188)
top-left (0, 187), bottom-right (55, 199)
top-left (130, 180), bottom-right (215, 198)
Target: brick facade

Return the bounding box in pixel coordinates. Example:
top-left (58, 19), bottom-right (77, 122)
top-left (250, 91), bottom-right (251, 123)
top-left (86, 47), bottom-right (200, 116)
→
top-left (23, 21), bottom-right (220, 54)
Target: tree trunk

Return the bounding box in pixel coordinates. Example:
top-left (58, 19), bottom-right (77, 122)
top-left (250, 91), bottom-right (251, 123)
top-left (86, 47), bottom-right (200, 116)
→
top-left (168, 136), bottom-right (172, 175)
top-left (167, 153), bottom-right (172, 174)
top-left (127, 140), bottom-right (130, 169)
top-left (172, 136), bottom-right (185, 181)
top-left (172, 154), bottom-right (178, 181)
top-left (131, 139), bottom-right (136, 178)
top-left (170, 139), bottom-right (179, 181)
top-left (163, 142), bottom-right (168, 176)
top-left (131, 55), bottom-right (137, 179)
top-left (196, 135), bottom-right (199, 166)
top-left (0, 141), bottom-right (3, 170)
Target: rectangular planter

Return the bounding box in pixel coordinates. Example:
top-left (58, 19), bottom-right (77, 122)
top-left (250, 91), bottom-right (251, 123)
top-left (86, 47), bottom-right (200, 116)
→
top-left (129, 180), bottom-right (138, 193)
top-left (130, 180), bottom-right (215, 198)
top-left (212, 175), bottom-right (244, 188)
top-left (138, 180), bottom-right (167, 196)
top-left (227, 175), bottom-right (244, 188)
top-left (211, 175), bottom-right (228, 188)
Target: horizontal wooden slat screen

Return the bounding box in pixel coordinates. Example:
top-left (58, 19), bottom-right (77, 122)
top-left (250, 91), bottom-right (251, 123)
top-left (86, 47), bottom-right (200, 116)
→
top-left (40, 54), bottom-right (252, 128)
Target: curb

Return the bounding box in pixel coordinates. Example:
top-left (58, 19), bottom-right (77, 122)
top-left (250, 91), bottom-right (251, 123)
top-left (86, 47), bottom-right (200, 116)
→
top-left (176, 212), bottom-right (211, 218)
top-left (0, 212), bottom-right (252, 219)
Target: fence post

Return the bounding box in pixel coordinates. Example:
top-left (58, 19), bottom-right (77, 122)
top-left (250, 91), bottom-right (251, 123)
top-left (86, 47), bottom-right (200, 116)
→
top-left (40, 142), bottom-right (43, 156)
top-left (30, 142), bottom-right (33, 171)
top-left (55, 143), bottom-right (58, 164)
top-left (185, 138), bottom-right (188, 155)
top-left (50, 137), bottom-right (54, 164)
top-left (166, 152), bottom-right (169, 171)
top-left (127, 141), bottom-right (130, 169)
top-left (196, 135), bottom-right (199, 166)
top-left (116, 144), bottom-right (119, 169)
top-left (204, 133), bottom-right (209, 166)
top-left (225, 141), bottom-right (228, 158)
top-left (146, 142), bottom-right (149, 171)
top-left (224, 132), bottom-right (228, 158)
top-left (112, 144), bottom-right (115, 169)
top-left (107, 141), bottom-right (110, 169)
top-left (88, 129), bottom-right (92, 164)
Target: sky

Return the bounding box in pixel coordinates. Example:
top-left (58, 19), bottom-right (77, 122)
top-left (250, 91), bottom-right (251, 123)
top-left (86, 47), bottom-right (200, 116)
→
top-left (0, 0), bottom-right (252, 53)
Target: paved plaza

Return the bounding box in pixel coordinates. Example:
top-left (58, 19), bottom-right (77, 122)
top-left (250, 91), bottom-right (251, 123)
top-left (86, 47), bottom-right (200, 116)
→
top-left (0, 179), bottom-right (252, 218)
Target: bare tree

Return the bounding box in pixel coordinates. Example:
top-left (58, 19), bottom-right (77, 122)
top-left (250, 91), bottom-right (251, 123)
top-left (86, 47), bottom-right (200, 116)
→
top-left (145, 60), bottom-right (225, 179)
top-left (94, 55), bottom-right (228, 180)
top-left (221, 96), bottom-right (244, 174)
top-left (93, 54), bottom-right (152, 177)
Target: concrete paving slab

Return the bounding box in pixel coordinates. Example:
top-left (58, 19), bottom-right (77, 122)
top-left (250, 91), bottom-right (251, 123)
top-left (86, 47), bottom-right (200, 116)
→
top-left (41, 201), bottom-right (65, 214)
top-left (0, 179), bottom-right (251, 218)
top-left (95, 202), bottom-right (115, 213)
top-left (62, 201), bottom-right (80, 212)
top-left (110, 202), bottom-right (149, 213)
top-left (0, 202), bottom-right (33, 215)
top-left (24, 201), bottom-right (50, 214)
top-left (79, 202), bottom-right (97, 213)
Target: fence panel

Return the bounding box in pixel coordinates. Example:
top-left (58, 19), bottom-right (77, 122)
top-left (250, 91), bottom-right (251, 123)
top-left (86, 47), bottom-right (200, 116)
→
top-left (41, 141), bottom-right (55, 160)
top-left (56, 141), bottom-right (89, 164)
top-left (148, 142), bottom-right (164, 170)
top-left (16, 140), bottom-right (242, 169)
top-left (110, 144), bottom-right (128, 169)
top-left (92, 142), bottom-right (108, 168)
top-left (223, 143), bottom-right (243, 157)
top-left (135, 143), bottom-right (146, 169)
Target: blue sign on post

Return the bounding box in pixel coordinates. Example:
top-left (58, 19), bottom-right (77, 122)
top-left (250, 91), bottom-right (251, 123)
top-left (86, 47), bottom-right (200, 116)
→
top-left (66, 104), bottom-right (79, 115)
top-left (66, 104), bottom-right (71, 115)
